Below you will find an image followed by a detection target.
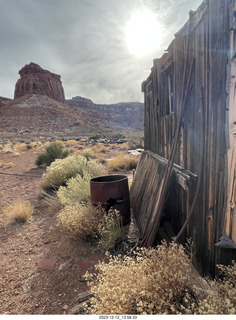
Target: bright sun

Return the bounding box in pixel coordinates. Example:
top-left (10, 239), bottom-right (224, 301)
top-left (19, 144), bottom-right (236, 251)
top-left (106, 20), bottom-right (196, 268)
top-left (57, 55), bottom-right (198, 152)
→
top-left (125, 9), bottom-right (162, 57)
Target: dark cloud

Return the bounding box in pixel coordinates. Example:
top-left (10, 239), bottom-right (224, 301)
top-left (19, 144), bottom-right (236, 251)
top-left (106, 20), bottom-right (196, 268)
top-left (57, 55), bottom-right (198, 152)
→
top-left (0, 0), bottom-right (202, 103)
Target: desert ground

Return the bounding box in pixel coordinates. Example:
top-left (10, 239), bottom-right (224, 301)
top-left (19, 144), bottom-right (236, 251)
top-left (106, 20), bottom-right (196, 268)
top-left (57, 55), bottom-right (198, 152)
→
top-left (0, 136), bottom-right (141, 314)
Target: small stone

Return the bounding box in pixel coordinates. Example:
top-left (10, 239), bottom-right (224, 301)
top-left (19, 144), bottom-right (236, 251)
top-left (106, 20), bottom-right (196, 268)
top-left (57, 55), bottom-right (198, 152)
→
top-left (59, 262), bottom-right (68, 271)
top-left (63, 305), bottom-right (69, 310)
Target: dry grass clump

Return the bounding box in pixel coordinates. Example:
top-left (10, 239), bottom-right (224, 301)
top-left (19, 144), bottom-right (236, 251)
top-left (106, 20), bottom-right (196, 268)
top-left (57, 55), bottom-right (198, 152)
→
top-left (2, 142), bottom-right (14, 153)
top-left (3, 200), bottom-right (33, 223)
top-left (119, 142), bottom-right (129, 150)
top-left (65, 139), bottom-right (78, 146)
top-left (5, 162), bottom-right (14, 168)
top-left (108, 153), bottom-right (139, 171)
top-left (84, 242), bottom-right (236, 315)
top-left (57, 202), bottom-right (104, 239)
top-left (91, 143), bottom-right (109, 153)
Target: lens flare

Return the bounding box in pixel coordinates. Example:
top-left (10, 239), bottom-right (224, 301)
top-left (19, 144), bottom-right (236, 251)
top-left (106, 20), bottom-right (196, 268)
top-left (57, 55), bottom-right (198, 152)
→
top-left (125, 8), bottom-right (162, 57)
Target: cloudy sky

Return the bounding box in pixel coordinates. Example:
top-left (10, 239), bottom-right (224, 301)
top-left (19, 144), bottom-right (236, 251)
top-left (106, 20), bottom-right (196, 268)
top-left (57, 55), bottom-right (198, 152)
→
top-left (0, 0), bottom-right (202, 104)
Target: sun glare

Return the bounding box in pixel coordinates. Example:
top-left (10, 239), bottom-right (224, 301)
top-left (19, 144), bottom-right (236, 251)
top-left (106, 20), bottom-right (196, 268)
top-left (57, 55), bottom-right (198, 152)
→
top-left (125, 9), bottom-right (162, 57)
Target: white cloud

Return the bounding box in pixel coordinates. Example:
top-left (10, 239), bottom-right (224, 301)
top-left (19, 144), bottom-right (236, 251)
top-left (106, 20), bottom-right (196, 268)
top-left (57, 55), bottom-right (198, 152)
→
top-left (0, 0), bottom-right (203, 103)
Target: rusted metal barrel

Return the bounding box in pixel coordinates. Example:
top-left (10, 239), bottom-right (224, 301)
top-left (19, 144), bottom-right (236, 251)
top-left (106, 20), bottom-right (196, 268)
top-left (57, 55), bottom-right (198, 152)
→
top-left (90, 174), bottom-right (130, 225)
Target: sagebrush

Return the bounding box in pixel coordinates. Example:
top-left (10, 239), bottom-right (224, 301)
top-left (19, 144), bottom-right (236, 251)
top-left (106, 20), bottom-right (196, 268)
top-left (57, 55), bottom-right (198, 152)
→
top-left (41, 154), bottom-right (105, 190)
top-left (57, 171), bottom-right (92, 205)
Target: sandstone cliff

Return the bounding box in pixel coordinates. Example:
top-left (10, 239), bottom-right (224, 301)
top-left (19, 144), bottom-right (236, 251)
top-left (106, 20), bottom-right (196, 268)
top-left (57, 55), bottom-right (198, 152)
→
top-left (14, 62), bottom-right (65, 103)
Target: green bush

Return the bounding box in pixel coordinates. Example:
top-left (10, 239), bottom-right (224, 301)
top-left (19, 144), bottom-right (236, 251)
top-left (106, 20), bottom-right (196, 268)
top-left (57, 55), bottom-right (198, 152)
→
top-left (41, 154), bottom-right (105, 190)
top-left (35, 142), bottom-right (69, 167)
top-left (111, 133), bottom-right (126, 139)
top-left (89, 133), bottom-right (104, 141)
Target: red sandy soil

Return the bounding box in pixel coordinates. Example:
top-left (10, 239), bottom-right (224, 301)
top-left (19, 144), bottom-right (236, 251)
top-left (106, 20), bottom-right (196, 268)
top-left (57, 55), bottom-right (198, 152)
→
top-left (0, 147), bottom-right (107, 315)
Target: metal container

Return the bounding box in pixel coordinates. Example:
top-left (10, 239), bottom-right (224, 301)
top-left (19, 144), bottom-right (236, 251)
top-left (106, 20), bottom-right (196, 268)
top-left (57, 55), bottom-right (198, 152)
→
top-left (90, 174), bottom-right (130, 225)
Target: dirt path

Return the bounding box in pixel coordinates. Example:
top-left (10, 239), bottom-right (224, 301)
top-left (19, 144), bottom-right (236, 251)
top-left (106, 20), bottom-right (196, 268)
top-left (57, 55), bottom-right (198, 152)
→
top-left (0, 148), bottom-right (105, 314)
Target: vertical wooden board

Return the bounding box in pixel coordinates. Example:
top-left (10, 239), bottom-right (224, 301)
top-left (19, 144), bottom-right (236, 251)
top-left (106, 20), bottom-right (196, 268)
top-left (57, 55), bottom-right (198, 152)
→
top-left (224, 56), bottom-right (236, 242)
top-left (130, 151), bottom-right (173, 238)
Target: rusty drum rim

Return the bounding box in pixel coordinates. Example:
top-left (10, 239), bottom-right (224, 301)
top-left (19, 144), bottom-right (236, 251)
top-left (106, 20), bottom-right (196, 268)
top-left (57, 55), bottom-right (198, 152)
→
top-left (90, 174), bottom-right (128, 183)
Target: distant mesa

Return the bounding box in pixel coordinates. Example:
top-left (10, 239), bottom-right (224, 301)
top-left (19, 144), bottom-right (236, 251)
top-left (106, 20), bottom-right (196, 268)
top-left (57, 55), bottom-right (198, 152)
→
top-left (14, 62), bottom-right (65, 103)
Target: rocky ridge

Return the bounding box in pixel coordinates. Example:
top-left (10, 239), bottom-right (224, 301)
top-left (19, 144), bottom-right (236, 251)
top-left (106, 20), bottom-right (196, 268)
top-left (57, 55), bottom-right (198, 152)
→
top-left (67, 96), bottom-right (144, 131)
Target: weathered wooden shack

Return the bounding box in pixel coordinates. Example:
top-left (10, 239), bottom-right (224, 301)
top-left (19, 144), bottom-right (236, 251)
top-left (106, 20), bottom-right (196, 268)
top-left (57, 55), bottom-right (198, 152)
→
top-left (131, 0), bottom-right (236, 275)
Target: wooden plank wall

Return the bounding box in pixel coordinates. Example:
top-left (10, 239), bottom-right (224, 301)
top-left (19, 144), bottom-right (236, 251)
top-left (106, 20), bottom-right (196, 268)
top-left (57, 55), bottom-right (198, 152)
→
top-left (141, 0), bottom-right (236, 275)
top-left (224, 0), bottom-right (236, 245)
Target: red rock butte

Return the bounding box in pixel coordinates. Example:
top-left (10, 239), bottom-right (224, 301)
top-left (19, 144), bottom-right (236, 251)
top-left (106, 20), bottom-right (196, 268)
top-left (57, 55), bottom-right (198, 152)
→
top-left (14, 62), bottom-right (65, 103)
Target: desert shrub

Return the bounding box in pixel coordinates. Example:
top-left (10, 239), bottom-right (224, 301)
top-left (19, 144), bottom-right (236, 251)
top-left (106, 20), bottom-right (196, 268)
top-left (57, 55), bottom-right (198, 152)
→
top-left (26, 143), bottom-right (32, 149)
top-left (108, 143), bottom-right (119, 149)
top-left (41, 155), bottom-right (105, 190)
top-left (197, 261), bottom-right (236, 314)
top-left (84, 242), bottom-right (236, 315)
top-left (108, 153), bottom-right (139, 171)
top-left (66, 139), bottom-right (78, 146)
top-left (35, 142), bottom-right (69, 167)
top-left (57, 202), bottom-right (104, 239)
top-left (96, 154), bottom-right (106, 164)
top-left (98, 209), bottom-right (122, 250)
top-left (58, 203), bottom-right (122, 247)
top-left (3, 200), bottom-right (33, 223)
top-left (119, 142), bottom-right (129, 150)
top-left (55, 139), bottom-right (65, 147)
top-left (89, 134), bottom-right (104, 141)
top-left (83, 148), bottom-right (95, 160)
top-left (111, 133), bottom-right (126, 139)
top-left (84, 241), bottom-right (196, 314)
top-left (3, 142), bottom-right (13, 153)
top-left (127, 136), bottom-right (144, 149)
top-left (57, 172), bottom-right (92, 205)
